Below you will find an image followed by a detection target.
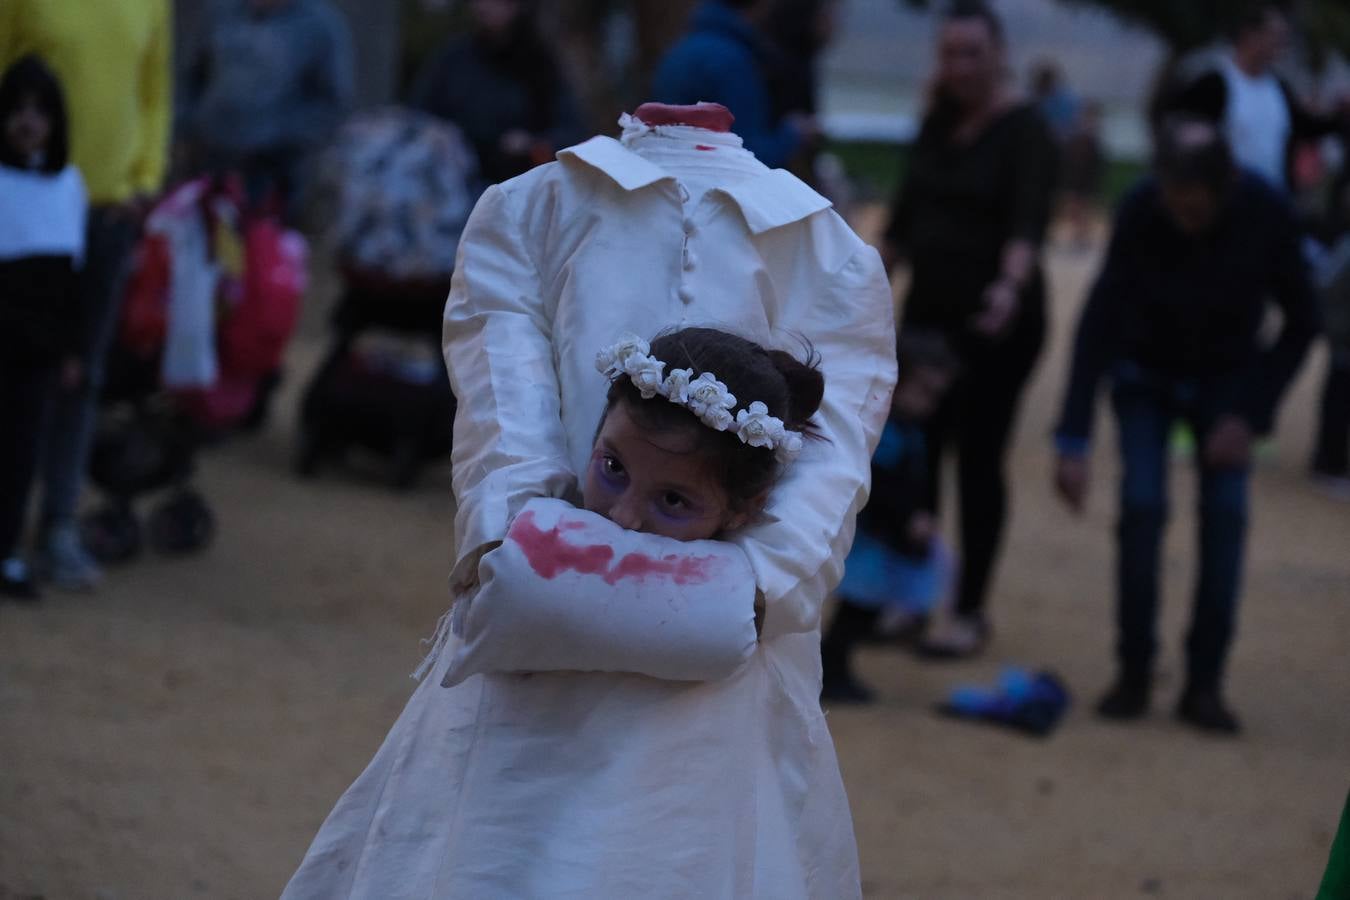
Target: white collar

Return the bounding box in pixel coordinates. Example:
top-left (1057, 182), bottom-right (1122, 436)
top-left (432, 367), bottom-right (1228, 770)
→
top-left (557, 136), bottom-right (832, 234)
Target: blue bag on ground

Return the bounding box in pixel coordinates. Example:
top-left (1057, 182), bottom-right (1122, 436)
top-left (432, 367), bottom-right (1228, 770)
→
top-left (938, 667), bottom-right (1072, 738)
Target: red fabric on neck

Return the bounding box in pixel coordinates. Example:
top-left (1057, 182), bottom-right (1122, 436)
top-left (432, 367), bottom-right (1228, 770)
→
top-left (633, 102), bottom-right (734, 133)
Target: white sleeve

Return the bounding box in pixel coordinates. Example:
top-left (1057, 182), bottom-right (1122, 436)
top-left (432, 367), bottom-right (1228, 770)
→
top-left (441, 498), bottom-right (760, 686)
top-left (731, 241), bottom-right (897, 637)
top-left (442, 184), bottom-right (578, 590)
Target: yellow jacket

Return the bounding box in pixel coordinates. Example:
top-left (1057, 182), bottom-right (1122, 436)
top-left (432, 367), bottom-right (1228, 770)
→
top-left (1, 0), bottom-right (171, 204)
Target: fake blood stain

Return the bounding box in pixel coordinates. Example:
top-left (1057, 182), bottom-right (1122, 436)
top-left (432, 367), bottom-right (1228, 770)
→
top-left (633, 101), bottom-right (734, 133)
top-left (509, 511), bottom-right (612, 579)
top-left (509, 511), bottom-right (716, 585)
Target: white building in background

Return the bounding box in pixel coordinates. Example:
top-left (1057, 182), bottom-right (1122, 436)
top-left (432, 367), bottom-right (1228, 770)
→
top-left (820, 0), bottom-right (1164, 159)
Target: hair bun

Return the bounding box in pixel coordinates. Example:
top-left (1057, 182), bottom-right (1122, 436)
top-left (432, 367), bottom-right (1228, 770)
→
top-left (767, 348), bottom-right (824, 431)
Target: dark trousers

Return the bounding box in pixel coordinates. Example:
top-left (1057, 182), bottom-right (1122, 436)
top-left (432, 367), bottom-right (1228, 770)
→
top-left (921, 308), bottom-right (1045, 620)
top-left (1112, 366), bottom-right (1250, 689)
top-left (1313, 348), bottom-right (1350, 477)
top-left (0, 356), bottom-right (56, 559)
top-left (821, 600), bottom-right (879, 682)
top-left (39, 207), bottom-right (139, 531)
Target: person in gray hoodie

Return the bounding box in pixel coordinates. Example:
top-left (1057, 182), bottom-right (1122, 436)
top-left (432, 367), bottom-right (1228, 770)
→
top-left (180, 0), bottom-right (354, 222)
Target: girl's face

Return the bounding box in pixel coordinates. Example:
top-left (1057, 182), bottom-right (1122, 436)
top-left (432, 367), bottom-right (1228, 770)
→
top-left (584, 403), bottom-right (750, 542)
top-left (5, 93), bottom-right (51, 162)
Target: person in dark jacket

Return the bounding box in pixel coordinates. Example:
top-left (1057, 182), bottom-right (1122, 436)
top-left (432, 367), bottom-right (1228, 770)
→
top-left (882, 0), bottom-right (1058, 659)
top-left (1161, 3), bottom-right (1347, 193)
top-left (0, 57), bottom-right (87, 600)
top-left (410, 0), bottom-right (584, 186)
top-left (821, 332), bottom-right (958, 704)
top-left (651, 0), bottom-right (815, 169)
top-left (1053, 118), bottom-right (1321, 735)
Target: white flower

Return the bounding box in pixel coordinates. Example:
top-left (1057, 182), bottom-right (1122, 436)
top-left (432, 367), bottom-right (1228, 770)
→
top-left (701, 406), bottom-right (735, 432)
top-left (661, 368), bottom-right (694, 404)
top-left (778, 431), bottom-right (804, 461)
top-left (685, 372), bottom-right (736, 422)
top-left (595, 334), bottom-right (651, 378)
top-left (627, 355), bottom-right (666, 399)
top-left (735, 401), bottom-right (786, 450)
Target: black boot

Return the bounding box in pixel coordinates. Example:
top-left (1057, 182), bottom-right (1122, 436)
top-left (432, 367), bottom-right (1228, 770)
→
top-left (1096, 669), bottom-right (1151, 721)
top-left (821, 600), bottom-right (880, 705)
top-left (1176, 684), bottom-right (1242, 736)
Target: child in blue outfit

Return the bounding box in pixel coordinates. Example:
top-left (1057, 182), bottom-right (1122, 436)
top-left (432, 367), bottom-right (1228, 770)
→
top-left (821, 332), bottom-right (957, 703)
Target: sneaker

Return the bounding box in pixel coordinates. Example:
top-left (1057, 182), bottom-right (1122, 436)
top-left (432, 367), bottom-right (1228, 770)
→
top-left (1176, 686), bottom-right (1242, 736)
top-left (38, 523), bottom-right (102, 591)
top-left (1096, 673), bottom-right (1151, 720)
top-left (916, 614), bottom-right (989, 660)
top-left (1, 556), bottom-right (42, 601)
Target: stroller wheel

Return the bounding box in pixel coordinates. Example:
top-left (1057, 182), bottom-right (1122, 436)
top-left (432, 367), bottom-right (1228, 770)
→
top-left (80, 502), bottom-right (144, 565)
top-left (148, 489), bottom-right (216, 555)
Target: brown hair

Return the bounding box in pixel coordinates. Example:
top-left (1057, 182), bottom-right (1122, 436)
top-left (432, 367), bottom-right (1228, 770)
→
top-left (601, 328), bottom-right (825, 512)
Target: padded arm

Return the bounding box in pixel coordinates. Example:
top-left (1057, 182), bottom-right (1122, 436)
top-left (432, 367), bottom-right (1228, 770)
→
top-left (442, 498), bottom-right (760, 686)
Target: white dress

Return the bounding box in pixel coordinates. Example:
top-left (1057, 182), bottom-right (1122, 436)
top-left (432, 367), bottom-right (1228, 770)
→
top-left (281, 116), bottom-right (896, 899)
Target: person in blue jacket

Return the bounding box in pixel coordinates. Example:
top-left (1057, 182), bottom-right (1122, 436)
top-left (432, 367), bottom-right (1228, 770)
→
top-left (652, 0), bottom-right (815, 169)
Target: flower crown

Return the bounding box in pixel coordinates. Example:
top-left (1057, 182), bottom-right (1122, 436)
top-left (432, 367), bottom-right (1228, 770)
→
top-left (596, 335), bottom-right (805, 462)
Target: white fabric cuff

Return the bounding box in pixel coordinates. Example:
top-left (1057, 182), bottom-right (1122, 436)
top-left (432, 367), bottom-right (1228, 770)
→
top-left (442, 498), bottom-right (758, 686)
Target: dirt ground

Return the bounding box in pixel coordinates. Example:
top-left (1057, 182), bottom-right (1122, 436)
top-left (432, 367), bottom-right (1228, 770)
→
top-left (1, 231), bottom-right (1347, 900)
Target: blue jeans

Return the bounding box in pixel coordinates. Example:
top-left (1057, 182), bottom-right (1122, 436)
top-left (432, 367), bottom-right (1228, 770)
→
top-left (39, 207), bottom-right (138, 531)
top-left (1112, 364), bottom-right (1250, 689)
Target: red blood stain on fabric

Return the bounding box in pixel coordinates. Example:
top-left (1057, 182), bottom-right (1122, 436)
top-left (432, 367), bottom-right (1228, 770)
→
top-left (509, 511), bottom-right (613, 579)
top-left (695, 144), bottom-right (716, 151)
top-left (509, 511), bottom-right (716, 585)
top-left (605, 552), bottom-right (715, 586)
top-left (633, 101), bottom-right (734, 132)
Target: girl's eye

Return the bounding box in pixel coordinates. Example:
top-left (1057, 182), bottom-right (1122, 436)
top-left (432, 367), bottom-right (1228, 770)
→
top-left (661, 491), bottom-right (690, 512)
top-left (602, 455), bottom-right (625, 477)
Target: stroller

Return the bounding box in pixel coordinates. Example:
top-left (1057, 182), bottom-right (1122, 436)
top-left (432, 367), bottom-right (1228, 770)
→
top-left (82, 176), bottom-right (307, 563)
top-left (295, 108), bottom-right (478, 489)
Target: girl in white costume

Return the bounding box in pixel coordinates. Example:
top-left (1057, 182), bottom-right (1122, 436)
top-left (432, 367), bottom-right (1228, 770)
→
top-left (284, 104), bottom-right (896, 899)
top-left (285, 330), bottom-right (865, 898)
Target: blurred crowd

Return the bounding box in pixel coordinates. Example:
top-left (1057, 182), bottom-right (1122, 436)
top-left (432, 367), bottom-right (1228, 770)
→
top-left (1, 0), bottom-right (1349, 743)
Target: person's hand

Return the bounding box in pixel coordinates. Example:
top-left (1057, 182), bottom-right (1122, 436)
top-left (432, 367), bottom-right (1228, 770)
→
top-left (1055, 453), bottom-right (1090, 514)
top-left (971, 277), bottom-right (1019, 338)
top-left (499, 129), bottom-right (534, 157)
top-left (907, 511), bottom-right (936, 549)
top-left (59, 357), bottom-right (83, 390)
top-left (1203, 415), bottom-right (1253, 469)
